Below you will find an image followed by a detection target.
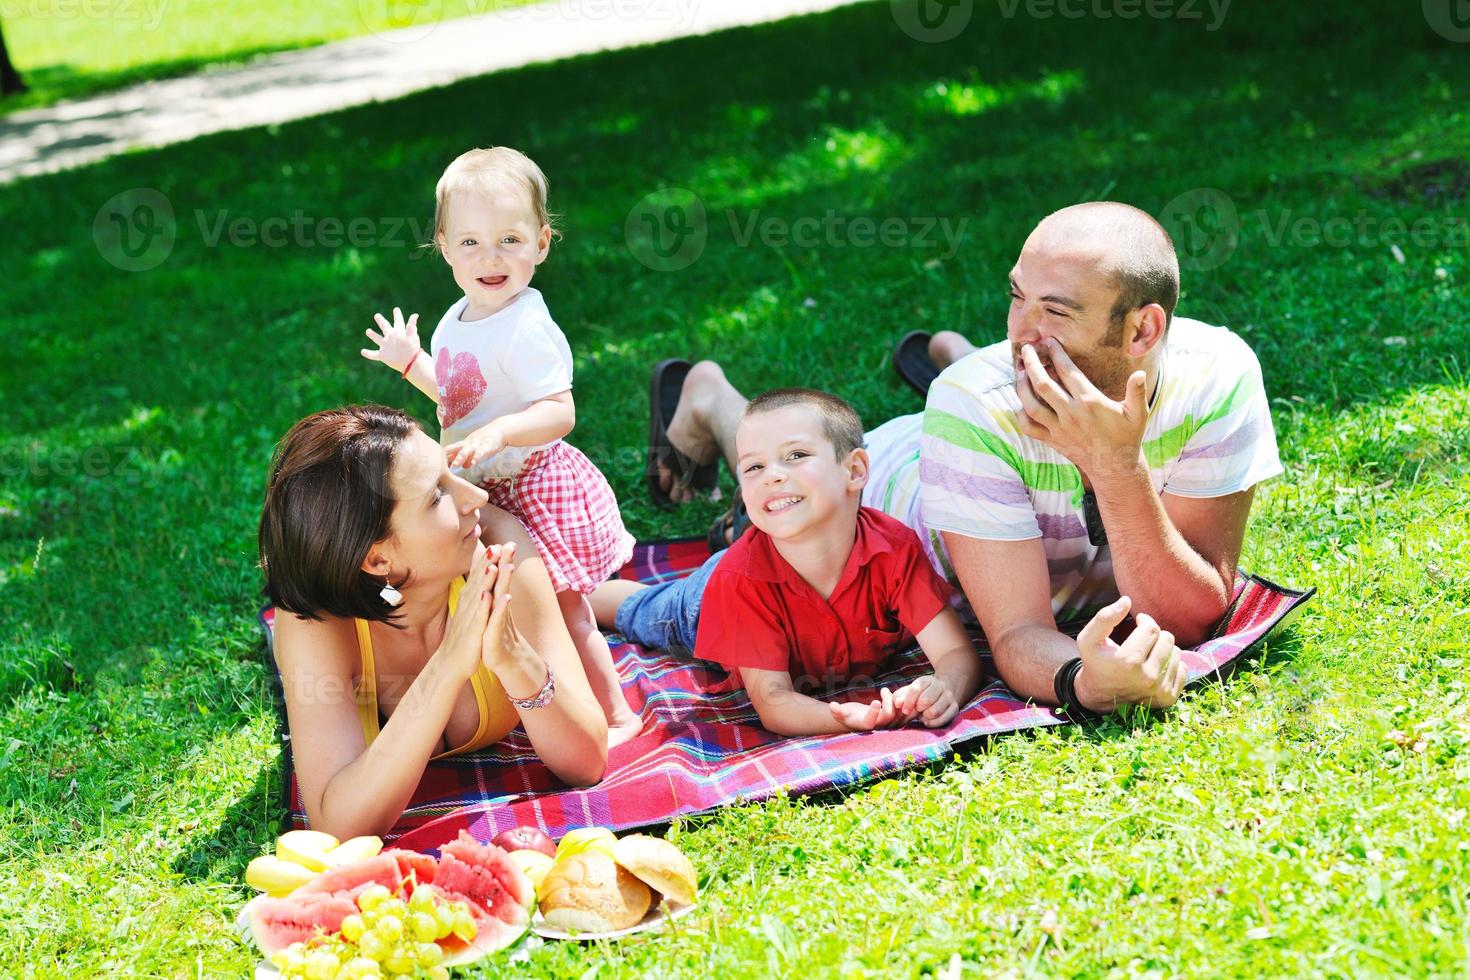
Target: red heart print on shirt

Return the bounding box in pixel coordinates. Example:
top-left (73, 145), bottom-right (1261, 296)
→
top-left (435, 349), bottom-right (487, 427)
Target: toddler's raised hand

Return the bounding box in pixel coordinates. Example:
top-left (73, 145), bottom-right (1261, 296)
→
top-left (362, 307), bottom-right (422, 373)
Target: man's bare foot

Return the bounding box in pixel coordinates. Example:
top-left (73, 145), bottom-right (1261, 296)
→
top-left (929, 331), bottom-right (978, 371)
top-left (654, 360), bottom-right (746, 505)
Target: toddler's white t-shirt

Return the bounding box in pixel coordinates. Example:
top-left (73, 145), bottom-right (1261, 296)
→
top-left (429, 287), bottom-right (574, 483)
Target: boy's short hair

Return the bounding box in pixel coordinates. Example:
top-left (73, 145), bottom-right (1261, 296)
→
top-left (433, 146), bottom-right (560, 244)
top-left (742, 388), bottom-right (865, 459)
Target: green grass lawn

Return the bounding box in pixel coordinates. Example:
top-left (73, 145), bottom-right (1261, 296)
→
top-left (0, 0), bottom-right (536, 111)
top-left (3, 0), bottom-right (1470, 974)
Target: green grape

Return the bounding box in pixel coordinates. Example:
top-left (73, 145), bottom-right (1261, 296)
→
top-left (339, 957), bottom-right (382, 979)
top-left (340, 913), bottom-right (366, 943)
top-left (378, 898), bottom-right (407, 920)
top-left (376, 915), bottom-right (404, 943)
top-left (432, 904), bottom-right (456, 939)
top-left (356, 930), bottom-right (388, 961)
top-left (451, 910), bottom-right (477, 943)
top-left (381, 948), bottom-right (416, 976)
top-left (304, 949), bottom-right (340, 980)
top-left (357, 884), bottom-right (392, 912)
top-left (426, 967), bottom-right (450, 980)
top-left (359, 906), bottom-right (381, 929)
top-left (415, 941), bottom-right (444, 968)
top-left (270, 949), bottom-right (293, 970)
top-left (407, 911), bottom-right (438, 943)
top-left (408, 886), bottom-right (436, 914)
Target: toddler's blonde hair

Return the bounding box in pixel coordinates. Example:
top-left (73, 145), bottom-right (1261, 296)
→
top-left (432, 147), bottom-right (560, 247)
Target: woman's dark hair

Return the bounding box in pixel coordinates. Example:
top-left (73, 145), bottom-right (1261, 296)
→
top-left (258, 404), bottom-right (419, 625)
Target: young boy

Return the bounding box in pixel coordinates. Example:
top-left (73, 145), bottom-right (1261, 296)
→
top-left (590, 388), bottom-right (985, 736)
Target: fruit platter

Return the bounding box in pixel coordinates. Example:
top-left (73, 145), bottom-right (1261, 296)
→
top-left (239, 826), bottom-right (699, 976)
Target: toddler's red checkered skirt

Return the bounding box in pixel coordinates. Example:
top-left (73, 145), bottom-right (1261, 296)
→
top-left (479, 441), bottom-right (635, 595)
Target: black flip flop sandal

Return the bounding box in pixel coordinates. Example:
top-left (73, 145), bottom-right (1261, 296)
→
top-left (646, 358), bottom-right (720, 508)
top-left (707, 497), bottom-right (752, 553)
top-left (891, 330), bottom-right (939, 398)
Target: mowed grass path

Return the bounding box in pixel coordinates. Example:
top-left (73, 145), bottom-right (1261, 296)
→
top-left (0, 0), bottom-right (536, 111)
top-left (2, 1), bottom-right (1469, 974)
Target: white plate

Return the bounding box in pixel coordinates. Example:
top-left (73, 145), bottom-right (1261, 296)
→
top-left (532, 900), bottom-right (695, 941)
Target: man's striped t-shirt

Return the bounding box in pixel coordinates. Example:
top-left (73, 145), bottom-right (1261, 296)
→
top-left (862, 317), bottom-right (1283, 624)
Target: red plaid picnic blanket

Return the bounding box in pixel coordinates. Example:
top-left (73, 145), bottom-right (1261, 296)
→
top-left (259, 539), bottom-right (1312, 853)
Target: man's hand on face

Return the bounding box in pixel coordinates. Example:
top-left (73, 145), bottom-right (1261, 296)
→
top-left (1071, 595), bottom-right (1187, 712)
top-left (1014, 337), bottom-right (1150, 482)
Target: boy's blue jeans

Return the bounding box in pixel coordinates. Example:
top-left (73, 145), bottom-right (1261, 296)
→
top-left (612, 550), bottom-right (727, 654)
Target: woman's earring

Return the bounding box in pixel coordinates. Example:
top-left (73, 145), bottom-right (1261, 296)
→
top-left (380, 580), bottom-right (404, 607)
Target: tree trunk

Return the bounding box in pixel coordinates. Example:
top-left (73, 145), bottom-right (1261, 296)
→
top-left (0, 20), bottom-right (26, 97)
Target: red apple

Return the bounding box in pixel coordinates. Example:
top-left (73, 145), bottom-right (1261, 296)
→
top-left (492, 825), bottom-right (556, 858)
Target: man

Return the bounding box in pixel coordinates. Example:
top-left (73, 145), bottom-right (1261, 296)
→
top-left (647, 202), bottom-right (1282, 715)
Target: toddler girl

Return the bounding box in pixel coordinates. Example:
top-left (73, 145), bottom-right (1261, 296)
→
top-left (362, 146), bottom-right (640, 746)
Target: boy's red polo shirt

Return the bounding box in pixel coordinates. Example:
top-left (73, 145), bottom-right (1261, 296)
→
top-left (694, 506), bottom-right (953, 688)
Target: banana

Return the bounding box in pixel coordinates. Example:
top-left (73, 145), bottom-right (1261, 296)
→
top-left (275, 830), bottom-right (339, 871)
top-left (245, 855), bottom-right (318, 896)
top-left (325, 835), bottom-right (384, 867)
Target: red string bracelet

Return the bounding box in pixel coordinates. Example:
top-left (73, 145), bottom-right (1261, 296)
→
top-left (401, 350), bottom-right (421, 379)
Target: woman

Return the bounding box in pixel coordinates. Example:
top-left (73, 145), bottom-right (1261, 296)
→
top-left (259, 404), bottom-right (608, 838)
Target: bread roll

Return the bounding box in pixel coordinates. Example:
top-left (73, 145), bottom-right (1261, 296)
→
top-left (538, 851), bottom-right (651, 933)
top-left (611, 834), bottom-right (698, 907)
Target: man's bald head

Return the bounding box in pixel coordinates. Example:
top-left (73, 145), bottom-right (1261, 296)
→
top-left (1030, 202), bottom-right (1180, 344)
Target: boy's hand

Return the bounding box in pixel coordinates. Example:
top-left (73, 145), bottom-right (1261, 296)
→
top-left (829, 687), bottom-right (909, 731)
top-left (892, 674), bottom-right (959, 728)
top-left (362, 307), bottom-right (423, 373)
top-left (446, 424), bottom-right (508, 471)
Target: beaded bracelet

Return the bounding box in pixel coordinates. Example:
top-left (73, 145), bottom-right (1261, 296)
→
top-left (507, 665), bottom-right (555, 711)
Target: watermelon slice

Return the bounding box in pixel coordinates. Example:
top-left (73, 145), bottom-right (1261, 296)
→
top-left (430, 832), bottom-right (534, 966)
top-left (387, 848), bottom-right (437, 895)
top-left (247, 833), bottom-right (530, 966)
top-left (248, 891), bottom-right (358, 957)
top-left (293, 852), bottom-right (403, 898)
